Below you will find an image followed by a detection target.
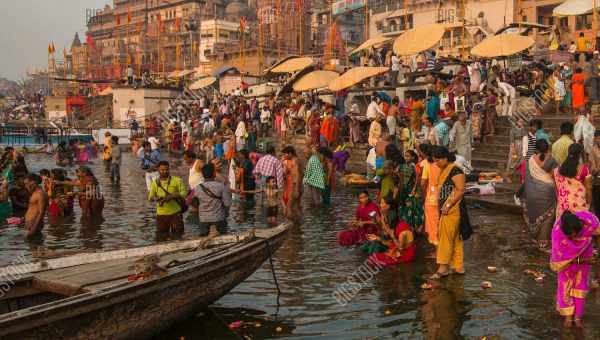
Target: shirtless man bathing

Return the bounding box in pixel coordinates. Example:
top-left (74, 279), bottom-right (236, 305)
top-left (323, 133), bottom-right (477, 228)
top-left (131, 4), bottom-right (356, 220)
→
top-left (24, 174), bottom-right (48, 238)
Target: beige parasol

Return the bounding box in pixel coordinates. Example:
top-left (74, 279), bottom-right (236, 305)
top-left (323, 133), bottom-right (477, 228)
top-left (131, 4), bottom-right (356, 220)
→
top-left (553, 0), bottom-right (597, 16)
top-left (177, 69), bottom-right (196, 78)
top-left (293, 70), bottom-right (339, 92)
top-left (350, 36), bottom-right (394, 55)
top-left (393, 23), bottom-right (446, 56)
top-left (167, 70), bottom-right (180, 78)
top-left (270, 57), bottom-right (314, 73)
top-left (189, 76), bottom-right (217, 90)
top-left (470, 33), bottom-right (535, 58)
top-left (328, 67), bottom-right (389, 92)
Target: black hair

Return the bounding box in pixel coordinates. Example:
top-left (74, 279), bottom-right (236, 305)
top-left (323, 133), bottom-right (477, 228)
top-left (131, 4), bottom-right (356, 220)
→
top-left (24, 173), bottom-right (42, 185)
top-left (405, 150), bottom-right (418, 164)
top-left (534, 119), bottom-right (543, 130)
top-left (559, 143), bottom-right (584, 178)
top-left (560, 122), bottom-right (574, 135)
top-left (142, 141), bottom-right (151, 148)
top-left (111, 136), bottom-right (119, 144)
top-left (418, 143), bottom-right (433, 162)
top-left (560, 210), bottom-right (583, 236)
top-left (201, 163), bottom-right (215, 179)
top-left (158, 161), bottom-right (170, 167)
top-left (266, 145), bottom-right (276, 155)
top-left (184, 150), bottom-right (196, 159)
top-left (318, 147), bottom-right (333, 159)
top-left (576, 67), bottom-right (583, 73)
top-left (281, 146), bottom-right (296, 156)
top-left (51, 168), bottom-right (66, 181)
top-left (39, 169), bottom-right (50, 177)
top-left (359, 190), bottom-right (369, 197)
top-left (535, 139), bottom-right (549, 161)
top-left (431, 145), bottom-right (456, 162)
top-left (385, 144), bottom-right (405, 165)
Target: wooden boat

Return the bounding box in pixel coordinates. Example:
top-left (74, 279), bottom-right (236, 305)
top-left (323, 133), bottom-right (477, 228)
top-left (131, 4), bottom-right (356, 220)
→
top-left (0, 224), bottom-right (290, 340)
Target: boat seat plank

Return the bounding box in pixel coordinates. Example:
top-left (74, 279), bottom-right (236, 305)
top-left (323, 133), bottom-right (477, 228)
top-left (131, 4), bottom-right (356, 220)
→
top-left (31, 245), bottom-right (237, 296)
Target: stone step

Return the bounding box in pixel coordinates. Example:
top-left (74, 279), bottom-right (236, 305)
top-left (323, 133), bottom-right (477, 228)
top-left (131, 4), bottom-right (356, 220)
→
top-left (472, 150), bottom-right (510, 160)
top-left (483, 134), bottom-right (509, 144)
top-left (471, 156), bottom-right (507, 170)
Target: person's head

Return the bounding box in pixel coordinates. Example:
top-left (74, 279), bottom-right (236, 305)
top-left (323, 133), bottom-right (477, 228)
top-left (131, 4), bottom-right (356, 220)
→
top-left (184, 150), bottom-right (196, 164)
top-left (111, 136), bottom-right (119, 145)
top-left (535, 139), bottom-right (549, 161)
top-left (379, 193), bottom-right (397, 215)
top-left (444, 102), bottom-right (452, 111)
top-left (422, 115), bottom-right (433, 127)
top-left (559, 121), bottom-right (574, 136)
top-left (39, 169), bottom-right (50, 178)
top-left (431, 145), bottom-right (456, 169)
top-left (318, 146), bottom-right (333, 160)
top-left (265, 176), bottom-right (277, 188)
top-left (579, 32), bottom-right (584, 37)
top-left (281, 146), bottom-right (296, 160)
top-left (457, 110), bottom-right (467, 123)
top-left (559, 143), bottom-right (584, 178)
top-left (158, 161), bottom-right (170, 179)
top-left (201, 163), bottom-right (216, 180)
top-left (576, 67), bottom-right (583, 74)
top-left (417, 143), bottom-right (431, 160)
top-left (358, 190), bottom-right (370, 206)
top-left (266, 145), bottom-right (276, 156)
top-left (560, 211), bottom-right (583, 239)
top-left (404, 150), bottom-right (418, 164)
top-left (23, 173), bottom-right (41, 193)
top-left (142, 141), bottom-right (151, 151)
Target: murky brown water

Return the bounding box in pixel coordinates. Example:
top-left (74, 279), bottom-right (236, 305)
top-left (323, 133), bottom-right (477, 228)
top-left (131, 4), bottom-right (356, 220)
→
top-left (2, 153), bottom-right (600, 339)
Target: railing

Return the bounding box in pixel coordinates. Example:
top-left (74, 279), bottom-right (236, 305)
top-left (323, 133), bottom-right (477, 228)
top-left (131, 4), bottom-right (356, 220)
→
top-left (0, 126), bottom-right (94, 146)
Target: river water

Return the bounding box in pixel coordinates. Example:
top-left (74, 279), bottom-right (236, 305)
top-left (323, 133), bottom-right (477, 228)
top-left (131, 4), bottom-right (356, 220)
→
top-left (1, 153), bottom-right (599, 339)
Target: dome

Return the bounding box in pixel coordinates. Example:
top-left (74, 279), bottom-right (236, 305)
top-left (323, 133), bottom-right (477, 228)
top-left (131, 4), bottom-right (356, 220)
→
top-left (225, 0), bottom-right (252, 20)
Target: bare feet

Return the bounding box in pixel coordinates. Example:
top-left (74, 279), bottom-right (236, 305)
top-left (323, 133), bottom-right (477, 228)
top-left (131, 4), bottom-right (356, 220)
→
top-left (564, 316), bottom-right (573, 328)
top-left (574, 318), bottom-right (584, 328)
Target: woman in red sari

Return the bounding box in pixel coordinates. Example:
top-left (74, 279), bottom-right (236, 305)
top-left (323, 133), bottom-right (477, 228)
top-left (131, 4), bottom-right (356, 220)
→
top-left (571, 67), bottom-right (586, 111)
top-left (369, 196), bottom-right (416, 265)
top-left (308, 111), bottom-right (321, 147)
top-left (338, 191), bottom-right (380, 246)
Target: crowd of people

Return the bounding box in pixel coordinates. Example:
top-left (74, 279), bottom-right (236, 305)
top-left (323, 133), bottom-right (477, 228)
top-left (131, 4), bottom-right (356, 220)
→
top-left (4, 42), bottom-right (600, 328)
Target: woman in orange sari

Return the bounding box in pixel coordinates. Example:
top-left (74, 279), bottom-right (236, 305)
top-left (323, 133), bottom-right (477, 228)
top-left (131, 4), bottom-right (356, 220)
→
top-left (554, 143), bottom-right (592, 219)
top-left (421, 144), bottom-right (440, 254)
top-left (571, 67), bottom-right (586, 111)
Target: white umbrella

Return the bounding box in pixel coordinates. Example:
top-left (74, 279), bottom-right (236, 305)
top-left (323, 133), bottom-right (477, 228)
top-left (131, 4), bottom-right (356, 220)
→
top-left (554, 0), bottom-right (598, 16)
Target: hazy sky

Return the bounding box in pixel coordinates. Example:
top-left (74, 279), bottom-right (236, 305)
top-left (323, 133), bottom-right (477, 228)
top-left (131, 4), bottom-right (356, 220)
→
top-left (0, 0), bottom-right (108, 81)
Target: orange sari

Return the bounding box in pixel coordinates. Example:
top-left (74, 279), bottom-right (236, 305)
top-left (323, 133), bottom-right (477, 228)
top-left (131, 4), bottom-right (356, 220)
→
top-left (423, 161), bottom-right (441, 245)
top-left (572, 73), bottom-right (586, 110)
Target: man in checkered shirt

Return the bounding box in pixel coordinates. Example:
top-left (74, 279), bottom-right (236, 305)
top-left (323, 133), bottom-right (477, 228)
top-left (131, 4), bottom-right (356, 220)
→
top-left (253, 145), bottom-right (284, 190)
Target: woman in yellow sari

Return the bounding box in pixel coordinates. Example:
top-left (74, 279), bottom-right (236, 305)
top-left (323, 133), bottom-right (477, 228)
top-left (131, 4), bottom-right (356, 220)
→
top-left (430, 146), bottom-right (466, 279)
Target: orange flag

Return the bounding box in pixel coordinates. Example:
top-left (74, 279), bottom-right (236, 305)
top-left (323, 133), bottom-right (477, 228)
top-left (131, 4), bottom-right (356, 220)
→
top-left (116, 14), bottom-right (121, 26)
top-left (175, 17), bottom-right (181, 32)
top-left (127, 7), bottom-right (132, 24)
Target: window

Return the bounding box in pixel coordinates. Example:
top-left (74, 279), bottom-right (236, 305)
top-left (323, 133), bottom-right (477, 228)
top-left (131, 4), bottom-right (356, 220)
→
top-left (576, 14), bottom-right (592, 30)
top-left (560, 17), bottom-right (568, 29)
top-left (537, 15), bottom-right (544, 25)
top-left (548, 17), bottom-right (555, 26)
top-left (522, 16), bottom-right (527, 22)
top-left (376, 20), bottom-right (383, 32)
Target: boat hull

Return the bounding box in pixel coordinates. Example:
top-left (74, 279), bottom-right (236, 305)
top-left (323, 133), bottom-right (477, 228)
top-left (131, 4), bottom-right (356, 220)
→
top-left (0, 227), bottom-right (288, 340)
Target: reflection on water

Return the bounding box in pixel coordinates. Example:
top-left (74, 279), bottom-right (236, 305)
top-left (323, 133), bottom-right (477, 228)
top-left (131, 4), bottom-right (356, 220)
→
top-left (1, 153), bottom-right (599, 339)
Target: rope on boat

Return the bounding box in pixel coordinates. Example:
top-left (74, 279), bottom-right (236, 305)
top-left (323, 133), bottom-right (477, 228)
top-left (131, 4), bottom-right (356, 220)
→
top-left (266, 239), bottom-right (281, 297)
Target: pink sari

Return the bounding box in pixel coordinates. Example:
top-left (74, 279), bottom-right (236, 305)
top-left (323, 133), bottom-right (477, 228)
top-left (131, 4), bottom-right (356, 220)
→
top-left (550, 211), bottom-right (600, 317)
top-left (338, 201), bottom-right (380, 246)
top-left (554, 167), bottom-right (590, 220)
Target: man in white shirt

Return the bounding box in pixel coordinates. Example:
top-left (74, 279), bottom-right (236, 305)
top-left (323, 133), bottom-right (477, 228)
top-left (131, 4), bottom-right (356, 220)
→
top-left (390, 53), bottom-right (401, 86)
top-left (497, 81), bottom-right (516, 117)
top-left (148, 136), bottom-right (160, 150)
top-left (260, 107), bottom-right (271, 137)
top-left (366, 96), bottom-right (384, 120)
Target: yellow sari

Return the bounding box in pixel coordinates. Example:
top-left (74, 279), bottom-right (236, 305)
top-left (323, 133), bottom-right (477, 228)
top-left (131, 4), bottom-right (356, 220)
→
top-left (436, 163), bottom-right (464, 271)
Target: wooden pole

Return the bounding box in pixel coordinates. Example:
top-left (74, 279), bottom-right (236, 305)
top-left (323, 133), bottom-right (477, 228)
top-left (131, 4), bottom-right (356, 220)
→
top-left (364, 0), bottom-right (369, 40)
top-left (594, 0), bottom-right (598, 50)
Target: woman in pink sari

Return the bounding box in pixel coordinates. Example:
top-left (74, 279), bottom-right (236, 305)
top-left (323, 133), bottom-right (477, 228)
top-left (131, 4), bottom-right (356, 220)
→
top-left (338, 190), bottom-right (380, 246)
top-left (551, 210), bottom-right (600, 328)
top-left (554, 143), bottom-right (592, 219)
